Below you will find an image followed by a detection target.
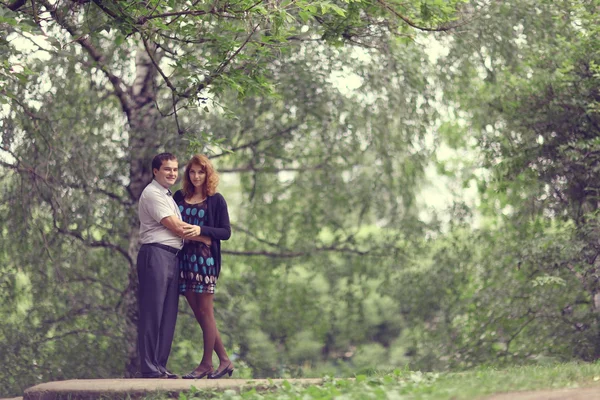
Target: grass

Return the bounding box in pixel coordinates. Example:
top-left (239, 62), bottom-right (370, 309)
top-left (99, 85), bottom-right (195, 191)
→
top-left (170, 362), bottom-right (600, 400)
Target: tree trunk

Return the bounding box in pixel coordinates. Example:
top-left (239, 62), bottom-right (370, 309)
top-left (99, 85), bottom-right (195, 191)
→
top-left (123, 45), bottom-right (164, 377)
top-left (593, 291), bottom-right (600, 360)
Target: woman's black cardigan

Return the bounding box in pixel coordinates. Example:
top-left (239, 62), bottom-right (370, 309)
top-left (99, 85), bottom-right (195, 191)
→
top-left (173, 191), bottom-right (231, 274)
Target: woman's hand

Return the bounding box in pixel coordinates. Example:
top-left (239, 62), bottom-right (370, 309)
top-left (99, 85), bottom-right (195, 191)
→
top-left (198, 235), bottom-right (212, 246)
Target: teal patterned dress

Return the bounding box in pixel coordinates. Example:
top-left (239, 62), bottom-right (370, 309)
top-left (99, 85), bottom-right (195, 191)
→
top-left (177, 200), bottom-right (218, 294)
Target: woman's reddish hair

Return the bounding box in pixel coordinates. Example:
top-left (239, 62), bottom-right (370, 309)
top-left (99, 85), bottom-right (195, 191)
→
top-left (182, 154), bottom-right (219, 198)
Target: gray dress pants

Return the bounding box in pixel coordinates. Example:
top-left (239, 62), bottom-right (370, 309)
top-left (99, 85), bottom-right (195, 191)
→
top-left (137, 244), bottom-right (179, 377)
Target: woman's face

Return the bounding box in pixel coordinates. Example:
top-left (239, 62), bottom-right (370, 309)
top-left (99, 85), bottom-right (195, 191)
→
top-left (188, 163), bottom-right (206, 189)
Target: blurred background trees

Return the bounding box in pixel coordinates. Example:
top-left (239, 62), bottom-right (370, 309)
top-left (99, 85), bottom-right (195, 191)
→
top-left (3, 0), bottom-right (600, 397)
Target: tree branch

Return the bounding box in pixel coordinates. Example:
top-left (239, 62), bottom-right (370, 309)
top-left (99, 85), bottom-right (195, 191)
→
top-left (141, 34), bottom-right (176, 93)
top-left (155, 31), bottom-right (213, 44)
top-left (375, 0), bottom-right (465, 32)
top-left (140, 35), bottom-right (186, 134)
top-left (90, 0), bottom-right (120, 19)
top-left (210, 125), bottom-right (299, 158)
top-left (504, 314), bottom-right (536, 354)
top-left (140, 9), bottom-right (209, 22)
top-left (223, 245), bottom-right (370, 258)
top-left (38, 0), bottom-right (133, 116)
top-left (56, 224), bottom-right (133, 266)
top-left (219, 164), bottom-right (325, 173)
top-left (230, 222), bottom-right (288, 249)
top-left (0, 159), bottom-right (19, 171)
top-left (213, 21), bottom-right (262, 77)
top-left (42, 305), bottom-right (112, 326)
top-left (0, 153), bottom-right (130, 205)
top-left (70, 273), bottom-right (122, 294)
top-left (36, 328), bottom-right (117, 344)
top-left (222, 249), bottom-right (308, 258)
top-left (46, 199), bottom-right (133, 266)
top-left (6, 0), bottom-right (26, 11)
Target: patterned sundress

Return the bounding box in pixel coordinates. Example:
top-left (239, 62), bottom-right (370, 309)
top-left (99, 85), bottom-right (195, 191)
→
top-left (177, 200), bottom-right (218, 294)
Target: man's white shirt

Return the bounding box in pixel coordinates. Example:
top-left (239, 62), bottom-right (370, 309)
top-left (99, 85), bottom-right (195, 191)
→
top-left (138, 179), bottom-right (183, 249)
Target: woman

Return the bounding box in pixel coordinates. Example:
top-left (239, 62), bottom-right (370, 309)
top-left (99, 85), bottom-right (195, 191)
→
top-left (174, 154), bottom-right (234, 379)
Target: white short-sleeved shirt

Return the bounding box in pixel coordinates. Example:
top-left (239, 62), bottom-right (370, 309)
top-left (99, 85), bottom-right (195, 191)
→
top-left (138, 179), bottom-right (183, 249)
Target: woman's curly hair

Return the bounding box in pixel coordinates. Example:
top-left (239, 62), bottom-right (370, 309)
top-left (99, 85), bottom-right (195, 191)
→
top-left (182, 154), bottom-right (219, 198)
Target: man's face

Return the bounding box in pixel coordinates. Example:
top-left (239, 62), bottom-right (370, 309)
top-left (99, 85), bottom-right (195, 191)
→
top-left (153, 159), bottom-right (178, 188)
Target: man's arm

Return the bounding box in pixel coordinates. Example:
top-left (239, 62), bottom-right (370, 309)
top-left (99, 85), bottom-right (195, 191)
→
top-left (161, 215), bottom-right (192, 237)
top-left (160, 216), bottom-right (209, 242)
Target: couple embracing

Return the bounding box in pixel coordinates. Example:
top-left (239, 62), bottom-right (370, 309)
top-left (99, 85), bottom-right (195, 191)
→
top-left (136, 152), bottom-right (234, 379)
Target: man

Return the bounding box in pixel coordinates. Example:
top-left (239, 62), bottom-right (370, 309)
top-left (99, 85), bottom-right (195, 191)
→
top-left (136, 152), bottom-right (197, 379)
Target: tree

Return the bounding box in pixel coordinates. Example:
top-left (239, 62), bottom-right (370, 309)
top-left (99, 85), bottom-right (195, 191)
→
top-left (0, 0), bottom-right (471, 393)
top-left (435, 0), bottom-right (600, 362)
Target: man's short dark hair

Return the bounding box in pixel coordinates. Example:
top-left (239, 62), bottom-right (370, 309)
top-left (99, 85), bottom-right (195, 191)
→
top-left (152, 153), bottom-right (177, 175)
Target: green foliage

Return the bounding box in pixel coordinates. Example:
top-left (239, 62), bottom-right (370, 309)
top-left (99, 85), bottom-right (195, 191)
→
top-left (1, 0), bottom-right (465, 111)
top-left (428, 0), bottom-right (600, 368)
top-left (9, 0), bottom-right (600, 397)
top-left (152, 362), bottom-right (600, 399)
top-left (0, 1), bottom-right (455, 393)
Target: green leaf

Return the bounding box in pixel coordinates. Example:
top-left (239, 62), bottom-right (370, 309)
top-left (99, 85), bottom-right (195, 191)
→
top-left (47, 37), bottom-right (62, 50)
top-left (299, 11), bottom-right (312, 22)
top-left (0, 15), bottom-right (18, 26)
top-left (328, 4), bottom-right (346, 16)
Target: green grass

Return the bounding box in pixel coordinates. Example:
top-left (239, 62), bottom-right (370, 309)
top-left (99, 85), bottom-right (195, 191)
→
top-left (172, 362), bottom-right (600, 399)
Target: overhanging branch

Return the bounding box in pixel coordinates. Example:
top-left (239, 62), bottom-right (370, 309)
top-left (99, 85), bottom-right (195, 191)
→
top-left (38, 0), bottom-right (134, 116)
top-left (46, 199), bottom-right (133, 266)
top-left (210, 125), bottom-right (299, 159)
top-left (223, 245), bottom-right (370, 258)
top-left (6, 0), bottom-right (26, 11)
top-left (219, 164), bottom-right (325, 173)
top-left (55, 224), bottom-right (133, 266)
top-left (0, 154), bottom-right (130, 205)
top-left (375, 0), bottom-right (481, 32)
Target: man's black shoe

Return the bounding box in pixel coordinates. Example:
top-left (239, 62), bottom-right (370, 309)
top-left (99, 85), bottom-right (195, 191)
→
top-left (162, 370), bottom-right (178, 379)
top-left (141, 372), bottom-right (168, 379)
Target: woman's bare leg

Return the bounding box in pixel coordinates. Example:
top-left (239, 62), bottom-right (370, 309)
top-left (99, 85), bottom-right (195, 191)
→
top-left (185, 292), bottom-right (213, 373)
top-left (197, 293), bottom-right (234, 373)
top-left (213, 330), bottom-right (230, 369)
top-left (185, 291), bottom-right (234, 373)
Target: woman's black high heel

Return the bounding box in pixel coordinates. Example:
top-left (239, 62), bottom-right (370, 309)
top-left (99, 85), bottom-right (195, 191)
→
top-left (183, 369), bottom-right (212, 379)
top-left (208, 363), bottom-right (234, 379)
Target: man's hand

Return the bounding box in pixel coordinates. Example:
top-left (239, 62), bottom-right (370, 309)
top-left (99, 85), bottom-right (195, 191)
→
top-left (161, 215), bottom-right (187, 237)
top-left (183, 225), bottom-right (201, 238)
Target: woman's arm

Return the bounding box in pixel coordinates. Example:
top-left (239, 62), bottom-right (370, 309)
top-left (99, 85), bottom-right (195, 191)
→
top-left (200, 194), bottom-right (231, 240)
top-left (185, 235), bottom-right (212, 246)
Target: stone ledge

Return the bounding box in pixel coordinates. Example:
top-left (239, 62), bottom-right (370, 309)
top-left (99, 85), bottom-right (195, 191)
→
top-left (23, 378), bottom-right (324, 400)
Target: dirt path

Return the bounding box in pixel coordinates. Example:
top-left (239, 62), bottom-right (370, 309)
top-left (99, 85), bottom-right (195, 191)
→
top-left (483, 385), bottom-right (600, 400)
